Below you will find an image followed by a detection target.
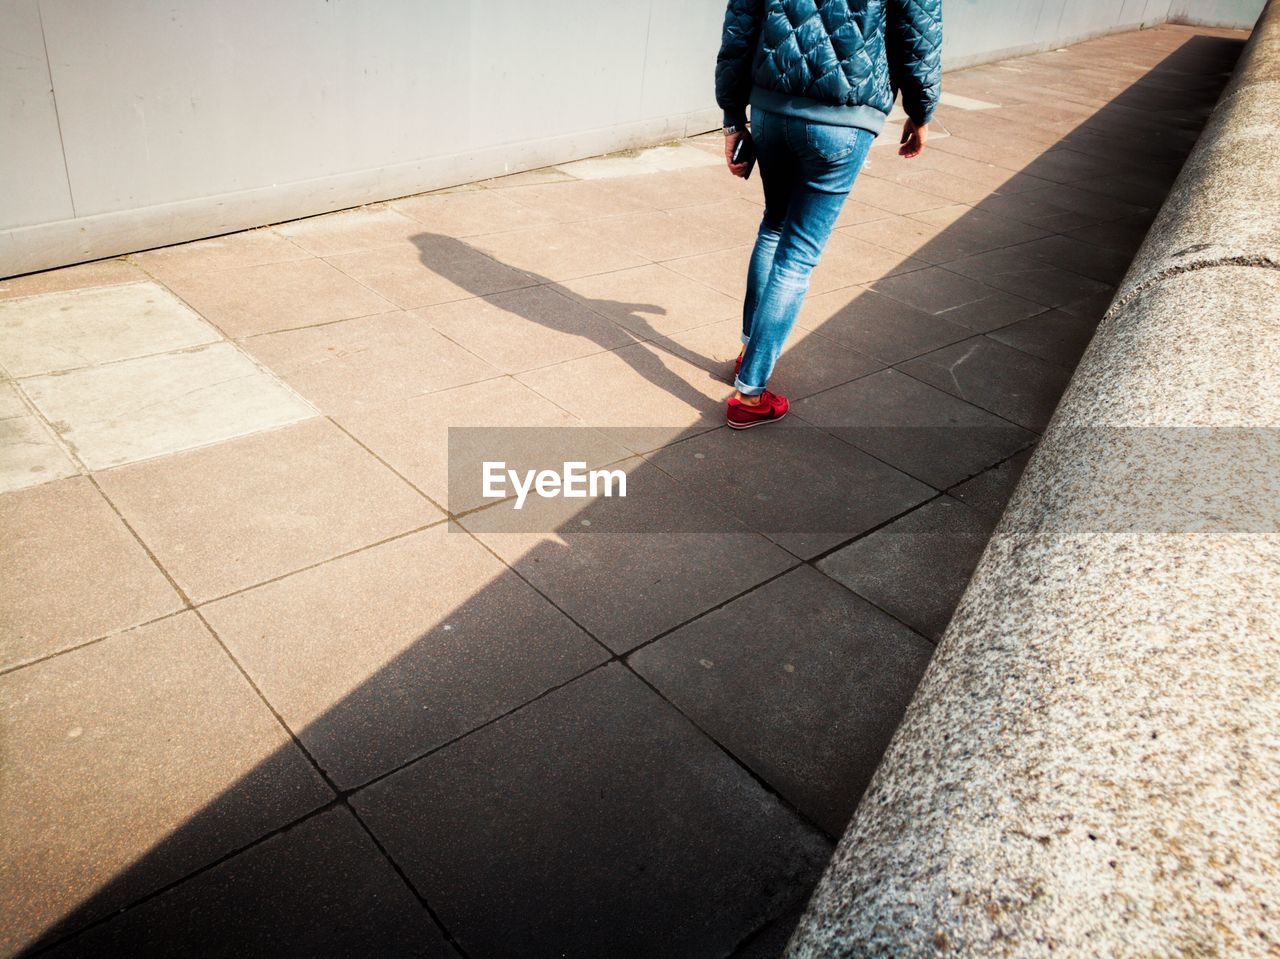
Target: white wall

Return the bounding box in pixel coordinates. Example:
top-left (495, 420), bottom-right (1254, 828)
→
top-left (1170, 0), bottom-right (1266, 26)
top-left (0, 0), bottom-right (1264, 276)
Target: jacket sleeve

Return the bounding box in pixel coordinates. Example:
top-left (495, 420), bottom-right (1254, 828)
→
top-left (715, 0), bottom-right (764, 128)
top-left (886, 0), bottom-right (942, 125)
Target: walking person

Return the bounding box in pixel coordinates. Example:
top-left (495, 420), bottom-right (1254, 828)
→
top-left (716, 0), bottom-right (942, 428)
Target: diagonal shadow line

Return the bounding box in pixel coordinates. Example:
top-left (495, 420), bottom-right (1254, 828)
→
top-left (10, 28), bottom-right (1248, 959)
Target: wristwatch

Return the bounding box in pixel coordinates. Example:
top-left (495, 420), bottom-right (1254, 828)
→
top-left (723, 123), bottom-right (746, 135)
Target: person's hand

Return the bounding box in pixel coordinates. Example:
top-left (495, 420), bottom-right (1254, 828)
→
top-left (725, 131), bottom-right (750, 178)
top-left (899, 118), bottom-right (928, 159)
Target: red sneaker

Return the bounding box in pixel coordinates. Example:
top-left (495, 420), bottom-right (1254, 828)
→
top-left (727, 390), bottom-right (789, 429)
top-left (734, 352), bottom-right (744, 377)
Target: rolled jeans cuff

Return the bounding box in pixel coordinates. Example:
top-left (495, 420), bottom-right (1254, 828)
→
top-left (733, 376), bottom-right (765, 396)
top-left (740, 332), bottom-right (751, 345)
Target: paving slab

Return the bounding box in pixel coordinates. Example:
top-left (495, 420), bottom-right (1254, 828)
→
top-left (201, 525), bottom-right (607, 789)
top-left (631, 566), bottom-right (933, 836)
top-left (0, 282), bottom-right (218, 376)
top-left (942, 246), bottom-right (1114, 308)
top-left (515, 341), bottom-right (730, 454)
top-left (352, 664), bottom-right (832, 959)
top-left (0, 613), bottom-right (331, 957)
top-left (819, 496), bottom-right (997, 641)
top-left (415, 284), bottom-right (635, 374)
top-left (466, 222), bottom-right (649, 282)
top-left (554, 263), bottom-right (741, 338)
top-left (324, 236), bottom-right (537, 311)
top-left (276, 206), bottom-right (428, 257)
top-left (242, 310), bottom-right (499, 415)
top-left (949, 447), bottom-right (1035, 521)
top-left (96, 418), bottom-right (441, 603)
top-left (647, 425), bottom-right (933, 559)
top-left (391, 188), bottom-right (557, 237)
top-left (0, 414), bottom-right (78, 493)
top-left (0, 381), bottom-right (26, 418)
top-left (796, 368), bottom-right (1034, 489)
top-left (22, 341), bottom-right (317, 470)
top-left (42, 808), bottom-right (454, 959)
top-left (897, 335), bottom-right (1074, 432)
top-left (655, 316), bottom-right (882, 400)
top-left (161, 258), bottom-right (396, 338)
top-left (464, 457), bottom-right (795, 652)
top-left (130, 228), bottom-right (309, 279)
top-left (576, 207), bottom-right (740, 262)
top-left (987, 307), bottom-right (1099, 368)
top-left (663, 245), bottom-right (753, 299)
top-left (1012, 233), bottom-right (1134, 285)
top-left (0, 476), bottom-right (182, 668)
top-left (0, 258), bottom-right (146, 301)
top-left (496, 178), bottom-right (657, 222)
top-left (797, 286), bottom-right (974, 365)
top-left (869, 265), bottom-right (1045, 332)
top-left (336, 376), bottom-right (631, 511)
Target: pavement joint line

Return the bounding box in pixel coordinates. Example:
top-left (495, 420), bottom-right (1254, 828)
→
top-left (0, 605), bottom-right (189, 677)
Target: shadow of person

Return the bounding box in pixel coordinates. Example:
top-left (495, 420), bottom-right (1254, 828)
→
top-left (409, 231), bottom-right (734, 423)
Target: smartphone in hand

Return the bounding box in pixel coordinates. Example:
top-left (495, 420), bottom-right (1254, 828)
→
top-left (732, 133), bottom-right (757, 179)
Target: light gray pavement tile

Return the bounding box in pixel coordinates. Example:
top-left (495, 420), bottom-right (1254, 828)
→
top-left (574, 207), bottom-right (740, 262)
top-left (275, 206), bottom-right (428, 257)
top-left (160, 258), bottom-right (396, 338)
top-left (0, 258), bottom-right (146, 301)
top-left (797, 286), bottom-right (974, 365)
top-left (466, 222), bottom-right (648, 282)
top-left (949, 447), bottom-right (1035, 521)
top-left (0, 415), bottom-right (78, 493)
top-left (0, 477), bottom-right (182, 669)
top-left (351, 664), bottom-right (832, 959)
top-left (848, 175), bottom-right (953, 215)
top-left (897, 335), bottom-right (1074, 433)
top-left (1027, 181), bottom-right (1151, 222)
top-left (795, 368), bottom-right (1034, 490)
top-left (663, 245), bottom-right (753, 300)
top-left (867, 168), bottom-right (991, 205)
top-left (679, 197), bottom-right (774, 237)
top-left (0, 613), bottom-right (332, 957)
top-left (497, 178), bottom-right (658, 222)
top-left (647, 425), bottom-right (933, 560)
top-left (130, 229), bottom-right (309, 279)
top-left (630, 566), bottom-right (933, 836)
top-left (324, 238), bottom-right (537, 311)
top-left (654, 316), bottom-right (882, 400)
top-left (554, 263), bottom-right (740, 339)
top-left (839, 215), bottom-right (947, 263)
top-left (0, 283), bottom-right (219, 377)
top-left (335, 376), bottom-right (631, 512)
top-left (905, 204), bottom-right (1054, 261)
top-left (987, 308), bottom-right (1099, 368)
top-left (40, 808), bottom-right (455, 959)
top-left (96, 418), bottom-right (441, 603)
top-left (415, 285), bottom-right (635, 375)
top-left (871, 266), bottom-right (1048, 333)
top-left (818, 496), bottom-right (998, 642)
top-left (464, 458), bottom-right (795, 652)
top-left (242, 311), bottom-right (499, 416)
top-left (201, 525), bottom-right (607, 789)
top-left (515, 341), bottom-right (730, 454)
top-left (478, 167), bottom-right (576, 189)
top-left (929, 132), bottom-right (1048, 171)
top-left (390, 188), bottom-right (557, 236)
top-left (942, 247), bottom-right (1113, 308)
top-left (22, 342), bottom-right (317, 470)
top-left (0, 381), bottom-right (27, 418)
top-left (810, 232), bottom-right (925, 293)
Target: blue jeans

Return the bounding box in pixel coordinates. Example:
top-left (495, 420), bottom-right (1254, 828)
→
top-left (736, 109), bottom-right (875, 395)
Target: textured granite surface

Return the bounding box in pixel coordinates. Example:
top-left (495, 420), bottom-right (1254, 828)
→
top-left (788, 6), bottom-right (1280, 954)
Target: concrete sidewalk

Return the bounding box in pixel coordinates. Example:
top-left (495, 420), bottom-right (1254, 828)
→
top-left (0, 22), bottom-right (1249, 959)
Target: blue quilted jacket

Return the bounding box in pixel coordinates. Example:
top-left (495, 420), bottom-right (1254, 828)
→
top-left (716, 0), bottom-right (942, 134)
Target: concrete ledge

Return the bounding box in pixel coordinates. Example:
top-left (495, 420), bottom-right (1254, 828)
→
top-left (788, 4), bottom-right (1280, 956)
